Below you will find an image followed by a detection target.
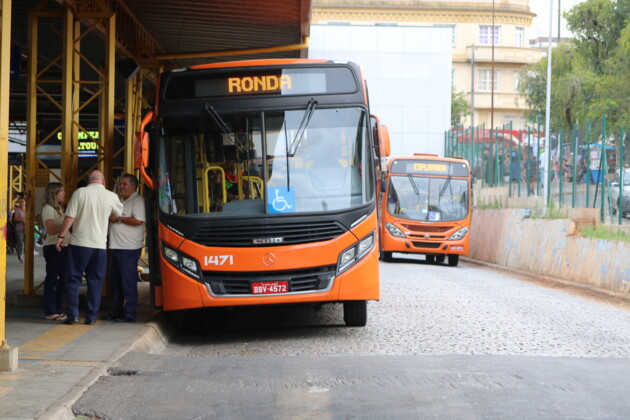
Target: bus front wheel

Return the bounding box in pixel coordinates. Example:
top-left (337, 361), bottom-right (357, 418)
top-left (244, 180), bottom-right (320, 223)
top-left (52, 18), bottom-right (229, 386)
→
top-left (426, 255), bottom-right (435, 263)
top-left (448, 254), bottom-right (459, 267)
top-left (436, 255), bottom-right (446, 263)
top-left (379, 250), bottom-right (393, 262)
top-left (343, 300), bottom-right (367, 327)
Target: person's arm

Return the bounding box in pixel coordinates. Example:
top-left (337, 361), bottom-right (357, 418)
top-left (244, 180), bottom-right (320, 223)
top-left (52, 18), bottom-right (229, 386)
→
top-left (44, 219), bottom-right (63, 235)
top-left (110, 214), bottom-right (144, 226)
top-left (55, 215), bottom-right (75, 251)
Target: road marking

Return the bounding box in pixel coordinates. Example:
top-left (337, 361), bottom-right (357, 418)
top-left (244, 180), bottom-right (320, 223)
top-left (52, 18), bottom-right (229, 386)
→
top-left (38, 360), bottom-right (99, 367)
top-left (19, 325), bottom-right (93, 360)
top-left (0, 387), bottom-right (13, 398)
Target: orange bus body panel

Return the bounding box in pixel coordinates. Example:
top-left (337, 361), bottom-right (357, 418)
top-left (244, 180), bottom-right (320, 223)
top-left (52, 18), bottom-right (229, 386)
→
top-left (157, 211), bottom-right (379, 309)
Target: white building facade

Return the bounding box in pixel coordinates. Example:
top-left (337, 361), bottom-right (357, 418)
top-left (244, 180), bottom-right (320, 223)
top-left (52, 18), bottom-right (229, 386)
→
top-left (309, 24), bottom-right (452, 157)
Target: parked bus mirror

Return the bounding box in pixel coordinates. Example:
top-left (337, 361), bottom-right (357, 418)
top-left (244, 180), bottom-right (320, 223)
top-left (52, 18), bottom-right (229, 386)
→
top-left (378, 124), bottom-right (391, 158)
top-left (134, 111), bottom-right (155, 189)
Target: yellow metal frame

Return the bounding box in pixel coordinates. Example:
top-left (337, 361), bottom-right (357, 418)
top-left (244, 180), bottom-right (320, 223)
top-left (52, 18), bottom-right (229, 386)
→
top-left (0, 0), bottom-right (13, 350)
top-left (25, 4), bottom-right (116, 295)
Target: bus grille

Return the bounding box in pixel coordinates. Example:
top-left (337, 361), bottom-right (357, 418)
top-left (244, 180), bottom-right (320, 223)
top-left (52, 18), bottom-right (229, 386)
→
top-left (412, 241), bottom-right (442, 249)
top-left (192, 221), bottom-right (346, 247)
top-left (203, 265), bottom-right (337, 295)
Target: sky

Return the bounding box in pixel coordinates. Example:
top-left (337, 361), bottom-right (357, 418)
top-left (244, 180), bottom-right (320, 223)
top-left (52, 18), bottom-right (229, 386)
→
top-left (529, 0), bottom-right (586, 39)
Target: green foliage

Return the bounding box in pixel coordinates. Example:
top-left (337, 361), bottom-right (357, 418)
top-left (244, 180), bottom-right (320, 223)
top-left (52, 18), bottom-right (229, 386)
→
top-left (518, 0), bottom-right (630, 131)
top-left (581, 224), bottom-right (630, 242)
top-left (565, 0), bottom-right (627, 74)
top-left (451, 88), bottom-right (469, 127)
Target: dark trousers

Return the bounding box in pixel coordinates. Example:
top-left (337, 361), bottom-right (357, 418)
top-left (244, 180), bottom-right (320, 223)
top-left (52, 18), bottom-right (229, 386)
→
top-left (43, 245), bottom-right (67, 316)
top-left (15, 230), bottom-right (25, 262)
top-left (65, 245), bottom-right (107, 321)
top-left (108, 248), bottom-right (142, 320)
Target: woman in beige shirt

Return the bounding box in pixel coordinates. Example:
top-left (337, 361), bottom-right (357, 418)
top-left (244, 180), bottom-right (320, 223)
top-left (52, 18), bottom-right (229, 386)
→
top-left (41, 182), bottom-right (70, 321)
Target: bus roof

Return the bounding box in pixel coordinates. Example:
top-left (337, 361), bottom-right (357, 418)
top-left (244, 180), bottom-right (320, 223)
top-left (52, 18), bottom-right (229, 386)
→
top-left (189, 58), bottom-right (331, 71)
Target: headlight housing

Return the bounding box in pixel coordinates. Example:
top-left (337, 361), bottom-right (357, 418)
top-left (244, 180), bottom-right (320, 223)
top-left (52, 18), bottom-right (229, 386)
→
top-left (448, 227), bottom-right (469, 241)
top-left (385, 223), bottom-right (405, 238)
top-left (162, 243), bottom-right (201, 279)
top-left (337, 231), bottom-right (375, 274)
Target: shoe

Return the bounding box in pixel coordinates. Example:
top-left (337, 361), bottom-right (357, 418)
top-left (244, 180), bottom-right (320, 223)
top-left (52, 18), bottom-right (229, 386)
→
top-left (45, 314), bottom-right (61, 320)
top-left (115, 317), bottom-right (136, 323)
top-left (55, 314), bottom-right (68, 322)
top-left (84, 319), bottom-right (96, 325)
top-left (62, 317), bottom-right (79, 325)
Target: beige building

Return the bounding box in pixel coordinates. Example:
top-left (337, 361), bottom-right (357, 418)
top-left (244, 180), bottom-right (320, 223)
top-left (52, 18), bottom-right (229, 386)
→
top-left (312, 0), bottom-right (543, 130)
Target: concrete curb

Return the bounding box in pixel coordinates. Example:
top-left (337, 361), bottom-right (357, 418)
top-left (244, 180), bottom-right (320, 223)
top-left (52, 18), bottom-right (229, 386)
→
top-left (36, 316), bottom-right (173, 420)
top-left (462, 256), bottom-right (630, 303)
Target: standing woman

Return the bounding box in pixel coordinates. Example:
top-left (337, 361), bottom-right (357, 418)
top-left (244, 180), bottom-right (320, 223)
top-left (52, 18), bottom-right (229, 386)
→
top-left (12, 196), bottom-right (26, 263)
top-left (41, 182), bottom-right (70, 321)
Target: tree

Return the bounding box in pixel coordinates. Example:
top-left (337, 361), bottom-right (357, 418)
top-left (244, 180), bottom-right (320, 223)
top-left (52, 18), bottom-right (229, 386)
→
top-left (565, 0), bottom-right (630, 74)
top-left (451, 88), bottom-right (469, 127)
top-left (517, 0), bottom-right (629, 132)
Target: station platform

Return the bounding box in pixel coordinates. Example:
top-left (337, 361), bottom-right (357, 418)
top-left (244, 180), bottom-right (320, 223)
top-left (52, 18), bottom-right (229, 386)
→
top-left (0, 250), bottom-right (166, 420)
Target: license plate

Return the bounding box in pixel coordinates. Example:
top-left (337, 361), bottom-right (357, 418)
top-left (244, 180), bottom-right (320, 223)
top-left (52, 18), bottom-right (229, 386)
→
top-left (251, 281), bottom-right (289, 295)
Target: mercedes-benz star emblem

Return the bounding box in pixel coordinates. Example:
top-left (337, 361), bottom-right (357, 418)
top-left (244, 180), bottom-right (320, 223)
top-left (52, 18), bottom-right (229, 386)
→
top-left (262, 253), bottom-right (276, 266)
top-left (424, 234), bottom-right (431, 240)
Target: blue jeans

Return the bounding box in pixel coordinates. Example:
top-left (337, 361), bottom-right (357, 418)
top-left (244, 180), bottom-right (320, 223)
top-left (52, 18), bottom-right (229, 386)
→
top-left (108, 249), bottom-right (142, 320)
top-left (65, 245), bottom-right (107, 321)
top-left (43, 245), bottom-right (67, 316)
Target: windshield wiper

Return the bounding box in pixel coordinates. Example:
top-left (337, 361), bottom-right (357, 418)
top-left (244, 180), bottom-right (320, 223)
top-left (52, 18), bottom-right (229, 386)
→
top-left (204, 104), bottom-right (247, 154)
top-left (408, 174), bottom-right (419, 196)
top-left (288, 99), bottom-right (317, 156)
top-left (439, 175), bottom-right (452, 199)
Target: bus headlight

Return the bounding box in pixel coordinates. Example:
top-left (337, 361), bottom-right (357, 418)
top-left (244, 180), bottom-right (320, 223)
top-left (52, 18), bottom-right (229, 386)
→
top-left (337, 231), bottom-right (375, 274)
top-left (448, 227), bottom-right (469, 241)
top-left (181, 255), bottom-right (200, 277)
top-left (385, 223), bottom-right (405, 238)
top-left (162, 243), bottom-right (201, 279)
top-left (162, 245), bottom-right (179, 264)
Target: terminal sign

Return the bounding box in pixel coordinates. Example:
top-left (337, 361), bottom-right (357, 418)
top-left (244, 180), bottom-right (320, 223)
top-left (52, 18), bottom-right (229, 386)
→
top-left (413, 162), bottom-right (447, 173)
top-left (228, 75), bottom-right (292, 93)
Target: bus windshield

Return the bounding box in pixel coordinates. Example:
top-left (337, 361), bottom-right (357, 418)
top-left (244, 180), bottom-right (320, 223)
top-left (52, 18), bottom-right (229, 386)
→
top-left (157, 106), bottom-right (374, 216)
top-left (386, 175), bottom-right (469, 222)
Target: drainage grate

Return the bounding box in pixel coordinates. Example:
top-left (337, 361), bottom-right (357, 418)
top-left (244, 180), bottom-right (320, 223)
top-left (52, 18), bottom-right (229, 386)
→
top-left (108, 367), bottom-right (138, 376)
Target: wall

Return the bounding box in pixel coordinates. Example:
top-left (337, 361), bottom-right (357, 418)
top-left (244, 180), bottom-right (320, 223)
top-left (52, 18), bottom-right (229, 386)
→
top-left (469, 209), bottom-right (630, 294)
top-left (308, 24), bottom-right (452, 157)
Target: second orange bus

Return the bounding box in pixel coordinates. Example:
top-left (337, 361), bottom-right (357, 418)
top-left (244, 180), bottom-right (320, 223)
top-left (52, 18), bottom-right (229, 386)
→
top-left (378, 154), bottom-right (472, 266)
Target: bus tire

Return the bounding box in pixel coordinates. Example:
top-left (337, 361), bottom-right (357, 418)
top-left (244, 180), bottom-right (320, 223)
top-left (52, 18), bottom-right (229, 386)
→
top-left (343, 300), bottom-right (367, 327)
top-left (379, 250), bottom-right (393, 262)
top-left (448, 254), bottom-right (459, 267)
top-left (436, 255), bottom-right (446, 263)
top-left (426, 255), bottom-right (435, 263)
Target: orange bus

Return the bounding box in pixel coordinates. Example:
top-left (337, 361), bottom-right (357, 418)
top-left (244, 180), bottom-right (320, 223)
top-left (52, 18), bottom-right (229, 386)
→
top-left (378, 154), bottom-right (471, 266)
top-left (135, 59), bottom-right (390, 326)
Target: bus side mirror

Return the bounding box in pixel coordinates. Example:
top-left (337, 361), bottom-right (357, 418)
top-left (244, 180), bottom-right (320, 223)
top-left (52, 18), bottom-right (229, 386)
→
top-left (134, 112), bottom-right (155, 189)
top-left (378, 124), bottom-right (391, 158)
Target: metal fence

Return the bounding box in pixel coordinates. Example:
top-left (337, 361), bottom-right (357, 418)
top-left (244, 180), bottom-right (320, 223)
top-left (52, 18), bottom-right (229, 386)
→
top-left (445, 117), bottom-right (628, 224)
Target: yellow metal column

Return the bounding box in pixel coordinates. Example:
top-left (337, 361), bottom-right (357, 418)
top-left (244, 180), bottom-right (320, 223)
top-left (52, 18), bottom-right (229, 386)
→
top-left (101, 12), bottom-right (115, 186)
top-left (0, 0), bottom-right (18, 371)
top-left (61, 7), bottom-right (77, 196)
top-left (25, 9), bottom-right (39, 296)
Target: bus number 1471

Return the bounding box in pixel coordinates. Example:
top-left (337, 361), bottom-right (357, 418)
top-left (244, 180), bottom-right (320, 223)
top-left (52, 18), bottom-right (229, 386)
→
top-left (204, 255), bottom-right (234, 266)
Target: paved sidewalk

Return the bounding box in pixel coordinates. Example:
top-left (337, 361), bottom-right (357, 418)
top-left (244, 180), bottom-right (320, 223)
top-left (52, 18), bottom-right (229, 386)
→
top-left (0, 250), bottom-right (167, 420)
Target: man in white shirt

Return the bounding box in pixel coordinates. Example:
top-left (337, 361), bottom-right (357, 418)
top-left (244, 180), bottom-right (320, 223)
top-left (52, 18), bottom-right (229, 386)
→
top-left (104, 174), bottom-right (146, 323)
top-left (56, 170), bottom-right (123, 325)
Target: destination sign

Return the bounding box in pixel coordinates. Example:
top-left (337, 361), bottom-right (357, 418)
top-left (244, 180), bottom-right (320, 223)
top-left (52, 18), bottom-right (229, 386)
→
top-left (227, 75), bottom-right (292, 93)
top-left (164, 66), bottom-right (358, 100)
top-left (391, 159), bottom-right (469, 177)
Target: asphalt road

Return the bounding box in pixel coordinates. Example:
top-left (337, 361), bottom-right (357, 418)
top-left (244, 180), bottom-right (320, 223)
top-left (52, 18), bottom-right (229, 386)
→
top-left (74, 257), bottom-right (630, 419)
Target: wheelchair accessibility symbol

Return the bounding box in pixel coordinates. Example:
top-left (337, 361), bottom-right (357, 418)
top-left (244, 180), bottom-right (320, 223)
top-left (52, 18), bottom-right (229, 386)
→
top-left (267, 187), bottom-right (296, 213)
